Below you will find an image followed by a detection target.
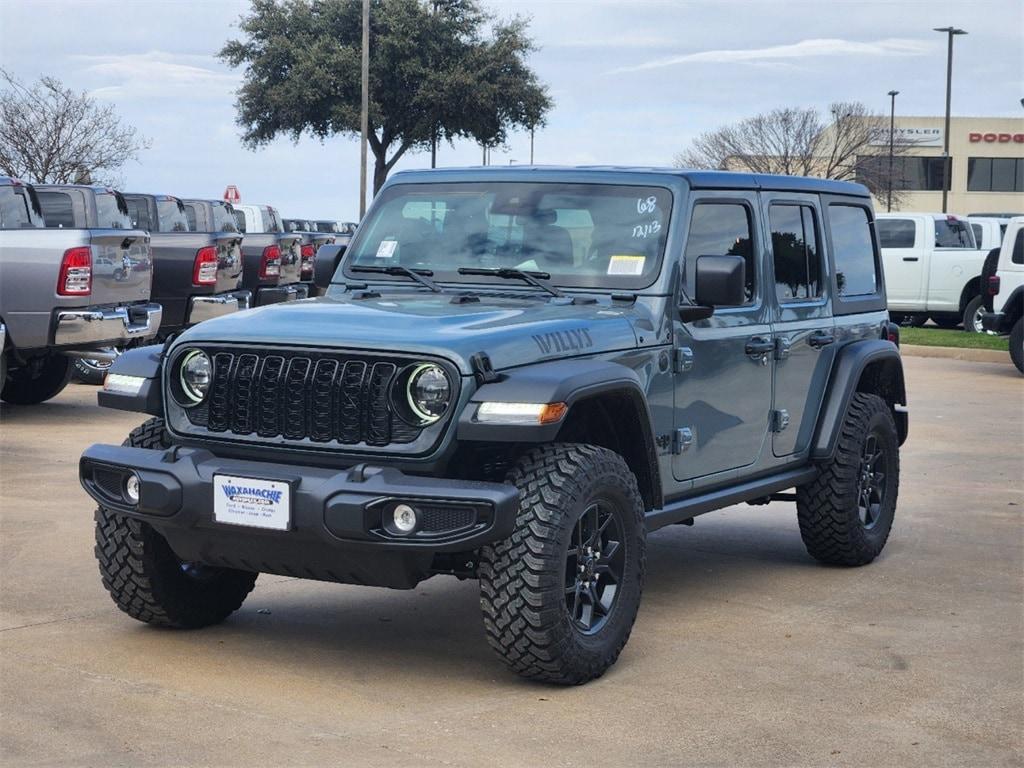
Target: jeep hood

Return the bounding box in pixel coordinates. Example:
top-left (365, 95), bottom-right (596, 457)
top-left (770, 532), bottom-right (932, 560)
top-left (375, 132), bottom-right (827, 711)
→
top-left (176, 291), bottom-right (648, 374)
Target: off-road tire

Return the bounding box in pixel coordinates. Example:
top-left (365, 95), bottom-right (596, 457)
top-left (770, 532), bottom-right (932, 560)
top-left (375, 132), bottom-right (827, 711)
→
top-left (962, 296), bottom-right (986, 334)
top-left (478, 444), bottom-right (646, 685)
top-left (796, 393), bottom-right (899, 566)
top-left (1010, 318), bottom-right (1023, 374)
top-left (0, 354), bottom-right (72, 404)
top-left (94, 418), bottom-right (257, 628)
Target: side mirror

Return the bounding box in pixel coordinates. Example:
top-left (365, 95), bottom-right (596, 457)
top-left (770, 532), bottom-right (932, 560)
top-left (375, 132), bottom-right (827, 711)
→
top-left (313, 243), bottom-right (347, 290)
top-left (694, 255), bottom-right (746, 308)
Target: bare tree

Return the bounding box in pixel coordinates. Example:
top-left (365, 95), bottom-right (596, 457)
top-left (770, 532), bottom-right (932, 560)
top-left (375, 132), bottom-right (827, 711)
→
top-left (0, 70), bottom-right (149, 186)
top-left (674, 101), bottom-right (917, 206)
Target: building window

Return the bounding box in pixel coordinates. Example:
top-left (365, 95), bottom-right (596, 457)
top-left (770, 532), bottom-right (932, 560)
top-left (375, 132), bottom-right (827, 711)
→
top-left (967, 158), bottom-right (1024, 192)
top-left (769, 204), bottom-right (821, 301)
top-left (856, 156), bottom-right (949, 191)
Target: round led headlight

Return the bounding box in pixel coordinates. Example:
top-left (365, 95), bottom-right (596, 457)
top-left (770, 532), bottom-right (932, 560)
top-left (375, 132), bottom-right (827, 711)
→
top-left (406, 363), bottom-right (451, 424)
top-left (178, 349), bottom-right (211, 405)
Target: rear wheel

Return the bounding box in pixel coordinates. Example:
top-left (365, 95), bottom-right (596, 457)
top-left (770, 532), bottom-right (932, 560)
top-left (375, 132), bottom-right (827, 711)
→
top-left (95, 418), bottom-right (258, 627)
top-left (0, 354), bottom-right (71, 404)
top-left (478, 444), bottom-right (646, 684)
top-left (796, 393), bottom-right (899, 566)
top-left (73, 348), bottom-right (119, 385)
top-left (962, 297), bottom-right (987, 334)
top-left (1010, 318), bottom-right (1023, 374)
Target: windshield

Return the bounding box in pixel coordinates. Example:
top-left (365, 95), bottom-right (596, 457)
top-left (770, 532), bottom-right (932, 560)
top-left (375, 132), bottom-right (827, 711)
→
top-left (96, 192), bottom-right (132, 229)
top-left (157, 197), bottom-right (190, 232)
top-left (343, 182), bottom-right (671, 289)
top-left (934, 217), bottom-right (976, 248)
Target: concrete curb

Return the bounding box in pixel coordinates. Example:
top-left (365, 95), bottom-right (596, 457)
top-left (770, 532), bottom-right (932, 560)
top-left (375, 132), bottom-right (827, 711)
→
top-left (901, 344), bottom-right (1010, 364)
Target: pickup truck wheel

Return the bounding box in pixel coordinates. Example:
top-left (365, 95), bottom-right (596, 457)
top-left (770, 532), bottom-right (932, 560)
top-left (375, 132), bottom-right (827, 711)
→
top-left (73, 350), bottom-right (118, 385)
top-left (0, 354), bottom-right (72, 405)
top-left (1010, 319), bottom-right (1024, 374)
top-left (478, 444), bottom-right (646, 684)
top-left (796, 393), bottom-right (899, 566)
top-left (94, 418), bottom-right (258, 628)
top-left (961, 297), bottom-right (987, 334)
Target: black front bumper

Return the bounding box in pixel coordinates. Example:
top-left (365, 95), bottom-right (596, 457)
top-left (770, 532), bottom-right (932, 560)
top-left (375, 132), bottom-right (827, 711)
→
top-left (981, 311), bottom-right (1012, 334)
top-left (80, 443), bottom-right (518, 588)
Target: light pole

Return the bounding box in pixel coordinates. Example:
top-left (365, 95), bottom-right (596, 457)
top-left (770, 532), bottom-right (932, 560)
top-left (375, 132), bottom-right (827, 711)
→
top-left (359, 0), bottom-right (370, 217)
top-left (933, 26), bottom-right (966, 213)
top-left (887, 89), bottom-right (899, 212)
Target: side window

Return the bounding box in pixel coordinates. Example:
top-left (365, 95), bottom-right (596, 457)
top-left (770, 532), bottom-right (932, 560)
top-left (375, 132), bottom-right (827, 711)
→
top-left (934, 218), bottom-right (975, 248)
top-left (125, 198), bottom-right (152, 231)
top-left (0, 187), bottom-right (32, 229)
top-left (829, 205), bottom-right (878, 297)
top-left (876, 218), bottom-right (917, 248)
top-left (684, 202), bottom-right (756, 304)
top-left (970, 223), bottom-right (984, 247)
top-left (37, 191), bottom-right (76, 228)
top-left (233, 209), bottom-right (247, 233)
top-left (769, 204), bottom-right (822, 301)
top-left (1013, 229), bottom-right (1023, 266)
top-left (183, 204), bottom-right (198, 232)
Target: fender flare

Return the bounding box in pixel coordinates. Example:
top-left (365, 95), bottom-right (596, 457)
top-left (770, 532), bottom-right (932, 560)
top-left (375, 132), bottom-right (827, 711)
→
top-left (811, 339), bottom-right (907, 460)
top-left (96, 343), bottom-right (164, 416)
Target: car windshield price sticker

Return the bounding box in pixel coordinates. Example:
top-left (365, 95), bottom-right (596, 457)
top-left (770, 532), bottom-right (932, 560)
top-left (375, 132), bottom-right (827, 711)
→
top-left (607, 254), bottom-right (646, 276)
top-left (375, 239), bottom-right (398, 259)
top-left (214, 474), bottom-right (291, 530)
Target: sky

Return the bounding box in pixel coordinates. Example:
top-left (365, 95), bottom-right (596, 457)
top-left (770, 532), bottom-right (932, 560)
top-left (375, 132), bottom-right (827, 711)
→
top-left (1, 0), bottom-right (1021, 221)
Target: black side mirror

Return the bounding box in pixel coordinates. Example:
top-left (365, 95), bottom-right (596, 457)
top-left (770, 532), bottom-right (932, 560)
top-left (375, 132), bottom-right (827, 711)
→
top-left (695, 255), bottom-right (746, 307)
top-left (313, 243), bottom-right (347, 290)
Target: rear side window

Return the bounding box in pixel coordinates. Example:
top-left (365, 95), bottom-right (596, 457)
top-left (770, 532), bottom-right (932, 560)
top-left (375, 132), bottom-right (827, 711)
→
top-left (233, 209), bottom-right (247, 233)
top-left (125, 197), bottom-right (153, 231)
top-left (183, 204), bottom-right (199, 232)
top-left (96, 192), bottom-right (131, 229)
top-left (684, 202), bottom-right (756, 304)
top-left (829, 205), bottom-right (878, 297)
top-left (263, 207), bottom-right (283, 233)
top-left (970, 223), bottom-right (984, 247)
top-left (0, 187), bottom-right (37, 229)
top-left (769, 204), bottom-right (821, 301)
top-left (1013, 229), bottom-right (1023, 265)
top-left (934, 218), bottom-right (975, 248)
top-left (38, 191), bottom-right (76, 228)
top-left (156, 198), bottom-right (189, 232)
top-left (212, 203), bottom-right (239, 233)
top-left (877, 218), bottom-right (916, 248)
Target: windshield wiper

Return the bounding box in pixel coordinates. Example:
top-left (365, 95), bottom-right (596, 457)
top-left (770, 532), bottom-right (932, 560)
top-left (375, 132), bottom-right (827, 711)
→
top-left (351, 264), bottom-right (443, 293)
top-left (457, 267), bottom-right (564, 298)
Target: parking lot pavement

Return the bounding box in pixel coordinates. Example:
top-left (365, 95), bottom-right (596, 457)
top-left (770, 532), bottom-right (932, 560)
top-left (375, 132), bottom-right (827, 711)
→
top-left (0, 356), bottom-right (1021, 768)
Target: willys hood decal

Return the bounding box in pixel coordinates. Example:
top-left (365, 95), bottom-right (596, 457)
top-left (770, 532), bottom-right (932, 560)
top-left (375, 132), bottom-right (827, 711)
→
top-left (177, 291), bottom-right (650, 374)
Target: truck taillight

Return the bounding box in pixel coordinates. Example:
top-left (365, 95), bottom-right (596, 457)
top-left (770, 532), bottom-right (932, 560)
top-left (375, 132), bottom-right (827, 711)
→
top-left (192, 246), bottom-right (219, 286)
top-left (57, 247), bottom-right (92, 296)
top-left (988, 275), bottom-right (1001, 296)
top-left (300, 244), bottom-right (315, 277)
top-left (260, 245), bottom-right (281, 279)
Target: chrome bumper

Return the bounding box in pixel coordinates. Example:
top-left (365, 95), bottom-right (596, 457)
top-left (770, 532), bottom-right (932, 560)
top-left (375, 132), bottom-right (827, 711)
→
top-left (186, 291), bottom-right (251, 326)
top-left (54, 303), bottom-right (162, 347)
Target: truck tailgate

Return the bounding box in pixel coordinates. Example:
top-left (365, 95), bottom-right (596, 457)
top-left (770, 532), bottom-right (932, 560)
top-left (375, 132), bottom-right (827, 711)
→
top-left (277, 233), bottom-right (302, 285)
top-left (213, 232), bottom-right (244, 293)
top-left (88, 229), bottom-right (152, 305)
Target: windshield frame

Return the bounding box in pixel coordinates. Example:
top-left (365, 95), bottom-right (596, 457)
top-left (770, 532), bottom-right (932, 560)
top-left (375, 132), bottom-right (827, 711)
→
top-left (339, 180), bottom-right (673, 291)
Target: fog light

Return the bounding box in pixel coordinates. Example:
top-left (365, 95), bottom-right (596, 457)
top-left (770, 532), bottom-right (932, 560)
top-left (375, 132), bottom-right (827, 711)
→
top-left (124, 473), bottom-right (140, 504)
top-left (392, 503), bottom-right (418, 534)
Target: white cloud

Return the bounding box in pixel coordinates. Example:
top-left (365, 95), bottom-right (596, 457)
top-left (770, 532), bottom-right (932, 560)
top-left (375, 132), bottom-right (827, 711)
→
top-left (73, 51), bottom-right (238, 100)
top-left (610, 37), bottom-right (935, 73)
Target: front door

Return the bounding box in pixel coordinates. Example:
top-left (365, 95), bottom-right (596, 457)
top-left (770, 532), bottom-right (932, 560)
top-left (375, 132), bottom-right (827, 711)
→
top-left (761, 194), bottom-right (836, 457)
top-left (673, 193), bottom-right (773, 483)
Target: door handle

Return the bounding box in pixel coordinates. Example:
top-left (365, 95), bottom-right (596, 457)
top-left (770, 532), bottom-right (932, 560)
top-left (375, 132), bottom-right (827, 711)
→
top-left (808, 330), bottom-right (835, 348)
top-left (745, 337), bottom-right (775, 356)
top-left (902, 257), bottom-right (919, 262)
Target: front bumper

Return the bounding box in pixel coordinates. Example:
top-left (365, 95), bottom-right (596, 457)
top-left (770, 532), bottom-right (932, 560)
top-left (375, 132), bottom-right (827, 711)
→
top-left (981, 311), bottom-right (1012, 334)
top-left (54, 303), bottom-right (162, 347)
top-left (254, 283), bottom-right (309, 307)
top-left (185, 290), bottom-right (251, 326)
top-left (79, 443), bottom-right (519, 587)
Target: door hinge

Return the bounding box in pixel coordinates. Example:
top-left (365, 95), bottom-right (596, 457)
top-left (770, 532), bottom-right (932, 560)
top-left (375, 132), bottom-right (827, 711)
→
top-left (771, 409), bottom-right (790, 433)
top-left (673, 427), bottom-right (695, 454)
top-left (673, 346), bottom-right (694, 373)
top-left (774, 337), bottom-right (791, 360)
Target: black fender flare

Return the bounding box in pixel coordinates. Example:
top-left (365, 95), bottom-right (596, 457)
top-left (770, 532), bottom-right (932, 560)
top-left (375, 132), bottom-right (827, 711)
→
top-left (96, 343), bottom-right (164, 416)
top-left (313, 243), bottom-right (347, 290)
top-left (811, 339), bottom-right (907, 460)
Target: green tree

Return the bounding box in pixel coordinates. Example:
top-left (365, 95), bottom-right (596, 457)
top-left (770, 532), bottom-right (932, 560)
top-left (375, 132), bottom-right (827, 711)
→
top-left (220, 0), bottom-right (551, 193)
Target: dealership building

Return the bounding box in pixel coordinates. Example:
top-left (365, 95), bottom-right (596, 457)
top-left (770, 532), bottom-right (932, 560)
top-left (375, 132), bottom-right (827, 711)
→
top-left (868, 115), bottom-right (1024, 215)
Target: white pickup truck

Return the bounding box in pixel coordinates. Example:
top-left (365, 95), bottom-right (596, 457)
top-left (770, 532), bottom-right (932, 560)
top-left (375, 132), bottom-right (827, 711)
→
top-left (981, 216), bottom-right (1024, 373)
top-left (876, 212), bottom-right (988, 331)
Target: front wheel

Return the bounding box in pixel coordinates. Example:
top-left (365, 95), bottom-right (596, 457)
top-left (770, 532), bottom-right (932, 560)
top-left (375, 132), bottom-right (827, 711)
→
top-left (796, 393), bottom-right (899, 566)
top-left (478, 444), bottom-right (646, 684)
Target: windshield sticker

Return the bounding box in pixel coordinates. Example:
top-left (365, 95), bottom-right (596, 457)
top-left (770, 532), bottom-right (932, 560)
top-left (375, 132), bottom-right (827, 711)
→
top-left (637, 196), bottom-right (658, 215)
top-left (607, 254), bottom-right (646, 276)
top-left (375, 239), bottom-right (398, 259)
top-left (631, 220), bottom-right (661, 239)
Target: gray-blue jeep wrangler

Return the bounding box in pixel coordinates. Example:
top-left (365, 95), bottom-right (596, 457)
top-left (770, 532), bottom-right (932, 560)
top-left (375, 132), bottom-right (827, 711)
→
top-left (81, 167), bottom-right (908, 684)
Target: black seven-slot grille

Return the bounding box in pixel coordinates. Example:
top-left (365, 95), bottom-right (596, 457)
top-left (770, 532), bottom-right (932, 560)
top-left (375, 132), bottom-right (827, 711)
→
top-left (184, 349), bottom-right (426, 446)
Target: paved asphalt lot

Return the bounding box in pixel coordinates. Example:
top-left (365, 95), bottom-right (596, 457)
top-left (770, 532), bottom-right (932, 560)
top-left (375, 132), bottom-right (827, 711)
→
top-left (1, 356), bottom-right (1021, 767)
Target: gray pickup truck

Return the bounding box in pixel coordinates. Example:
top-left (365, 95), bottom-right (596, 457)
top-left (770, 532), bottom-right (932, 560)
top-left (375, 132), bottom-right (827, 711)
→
top-left (282, 218), bottom-right (335, 285)
top-left (228, 203), bottom-right (305, 306)
top-left (0, 178), bottom-right (161, 404)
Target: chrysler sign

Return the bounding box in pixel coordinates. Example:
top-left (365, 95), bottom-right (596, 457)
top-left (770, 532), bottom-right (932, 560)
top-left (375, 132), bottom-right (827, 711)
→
top-left (870, 126), bottom-right (944, 147)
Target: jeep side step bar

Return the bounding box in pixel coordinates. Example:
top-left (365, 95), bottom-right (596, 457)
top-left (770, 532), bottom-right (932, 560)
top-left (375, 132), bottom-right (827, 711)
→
top-left (646, 465), bottom-right (819, 531)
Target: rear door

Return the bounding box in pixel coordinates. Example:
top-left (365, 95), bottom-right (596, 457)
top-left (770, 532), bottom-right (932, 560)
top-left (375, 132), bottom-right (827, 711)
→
top-left (673, 192), bottom-right (773, 483)
top-left (762, 193), bottom-right (835, 457)
top-left (877, 216), bottom-right (925, 308)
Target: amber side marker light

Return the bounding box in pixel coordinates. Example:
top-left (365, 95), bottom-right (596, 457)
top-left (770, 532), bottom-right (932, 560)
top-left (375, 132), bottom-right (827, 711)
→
top-left (475, 402), bottom-right (568, 425)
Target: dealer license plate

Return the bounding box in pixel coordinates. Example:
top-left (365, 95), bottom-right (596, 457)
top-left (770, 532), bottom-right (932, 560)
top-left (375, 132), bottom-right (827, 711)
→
top-left (213, 474), bottom-right (291, 531)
